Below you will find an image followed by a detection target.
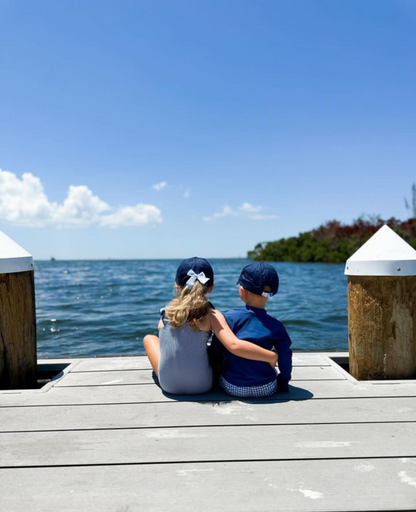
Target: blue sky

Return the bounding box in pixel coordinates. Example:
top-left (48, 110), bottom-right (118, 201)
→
top-left (1, 0), bottom-right (415, 259)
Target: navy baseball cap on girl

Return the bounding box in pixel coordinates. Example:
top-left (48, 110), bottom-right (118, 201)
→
top-left (237, 262), bottom-right (279, 297)
top-left (175, 257), bottom-right (214, 289)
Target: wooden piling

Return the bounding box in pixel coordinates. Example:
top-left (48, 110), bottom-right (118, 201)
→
top-left (0, 232), bottom-right (36, 389)
top-left (348, 275), bottom-right (416, 379)
top-left (345, 225), bottom-right (416, 380)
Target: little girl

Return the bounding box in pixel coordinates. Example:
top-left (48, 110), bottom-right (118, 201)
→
top-left (143, 257), bottom-right (278, 394)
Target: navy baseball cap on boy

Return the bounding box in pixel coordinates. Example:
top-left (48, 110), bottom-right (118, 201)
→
top-left (237, 262), bottom-right (279, 297)
top-left (175, 257), bottom-right (214, 288)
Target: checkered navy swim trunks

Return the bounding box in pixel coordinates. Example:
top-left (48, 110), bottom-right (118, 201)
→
top-left (220, 373), bottom-right (277, 398)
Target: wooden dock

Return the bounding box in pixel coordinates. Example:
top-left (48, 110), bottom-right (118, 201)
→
top-left (1, 353), bottom-right (415, 511)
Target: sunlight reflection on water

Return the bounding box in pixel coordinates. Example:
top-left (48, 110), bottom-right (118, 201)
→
top-left (35, 259), bottom-right (348, 357)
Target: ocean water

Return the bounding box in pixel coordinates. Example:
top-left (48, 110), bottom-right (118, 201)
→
top-left (34, 259), bottom-right (348, 358)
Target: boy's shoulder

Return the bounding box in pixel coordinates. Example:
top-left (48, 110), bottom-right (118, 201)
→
top-left (223, 306), bottom-right (253, 321)
top-left (263, 310), bottom-right (287, 332)
top-left (224, 307), bottom-right (285, 328)
top-left (224, 306), bottom-right (247, 317)
top-left (222, 307), bottom-right (250, 329)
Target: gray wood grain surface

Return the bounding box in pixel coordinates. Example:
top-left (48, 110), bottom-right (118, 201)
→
top-left (1, 396), bottom-right (416, 432)
top-left (2, 422), bottom-right (416, 467)
top-left (1, 459), bottom-right (415, 511)
top-left (1, 354), bottom-right (416, 511)
top-left (2, 379), bottom-right (416, 407)
top-left (54, 365), bottom-right (345, 387)
top-left (69, 353), bottom-right (333, 372)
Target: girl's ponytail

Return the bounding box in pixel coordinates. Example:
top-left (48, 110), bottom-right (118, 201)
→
top-left (166, 281), bottom-right (211, 330)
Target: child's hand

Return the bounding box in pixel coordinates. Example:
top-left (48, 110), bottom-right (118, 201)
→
top-left (277, 374), bottom-right (289, 393)
top-left (269, 351), bottom-right (278, 368)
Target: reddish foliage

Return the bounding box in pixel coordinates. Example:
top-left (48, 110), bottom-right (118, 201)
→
top-left (312, 216), bottom-right (416, 242)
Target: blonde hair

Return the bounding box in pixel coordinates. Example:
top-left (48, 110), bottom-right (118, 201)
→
top-left (166, 281), bottom-right (211, 330)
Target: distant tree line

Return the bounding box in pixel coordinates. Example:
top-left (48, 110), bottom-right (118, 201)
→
top-left (248, 216), bottom-right (416, 264)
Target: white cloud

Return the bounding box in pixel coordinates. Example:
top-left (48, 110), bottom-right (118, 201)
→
top-left (203, 203), bottom-right (277, 222)
top-left (101, 205), bottom-right (162, 228)
top-left (54, 185), bottom-right (110, 225)
top-left (0, 169), bottom-right (162, 228)
top-left (0, 170), bottom-right (55, 226)
top-left (239, 202), bottom-right (262, 214)
top-left (203, 205), bottom-right (236, 222)
top-left (152, 181), bottom-right (167, 191)
top-left (184, 188), bottom-right (190, 199)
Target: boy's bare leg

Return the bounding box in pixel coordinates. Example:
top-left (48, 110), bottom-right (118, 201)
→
top-left (143, 335), bottom-right (160, 375)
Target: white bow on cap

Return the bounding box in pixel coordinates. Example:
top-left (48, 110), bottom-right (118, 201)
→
top-left (186, 269), bottom-right (210, 289)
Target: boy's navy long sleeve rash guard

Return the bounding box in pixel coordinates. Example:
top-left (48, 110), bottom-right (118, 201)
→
top-left (211, 305), bottom-right (292, 389)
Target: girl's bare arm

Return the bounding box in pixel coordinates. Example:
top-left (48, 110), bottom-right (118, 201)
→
top-left (209, 309), bottom-right (277, 367)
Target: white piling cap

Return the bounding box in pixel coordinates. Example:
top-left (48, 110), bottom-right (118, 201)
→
top-left (345, 225), bottom-right (416, 276)
top-left (0, 231), bottom-right (33, 274)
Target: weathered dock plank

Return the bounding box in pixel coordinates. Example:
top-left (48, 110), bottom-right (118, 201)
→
top-left (54, 365), bottom-right (345, 387)
top-left (1, 354), bottom-right (416, 511)
top-left (2, 379), bottom-right (416, 407)
top-left (1, 458), bottom-right (415, 511)
top-left (70, 353), bottom-right (333, 372)
top-left (1, 397), bottom-right (416, 432)
top-left (2, 422), bottom-right (416, 467)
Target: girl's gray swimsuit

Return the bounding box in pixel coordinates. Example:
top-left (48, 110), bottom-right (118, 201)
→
top-left (158, 309), bottom-right (212, 394)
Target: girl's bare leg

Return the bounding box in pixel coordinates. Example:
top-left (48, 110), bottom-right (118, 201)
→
top-left (143, 335), bottom-right (160, 375)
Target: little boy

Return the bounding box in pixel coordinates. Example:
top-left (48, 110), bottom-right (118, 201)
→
top-left (210, 262), bottom-right (292, 397)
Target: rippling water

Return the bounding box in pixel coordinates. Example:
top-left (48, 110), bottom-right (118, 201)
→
top-left (34, 259), bottom-right (348, 358)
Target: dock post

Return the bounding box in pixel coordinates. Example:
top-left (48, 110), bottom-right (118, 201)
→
top-left (345, 225), bottom-right (416, 380)
top-left (0, 232), bottom-right (36, 389)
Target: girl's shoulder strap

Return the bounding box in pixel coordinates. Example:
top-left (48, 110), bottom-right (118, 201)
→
top-left (160, 307), bottom-right (169, 325)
